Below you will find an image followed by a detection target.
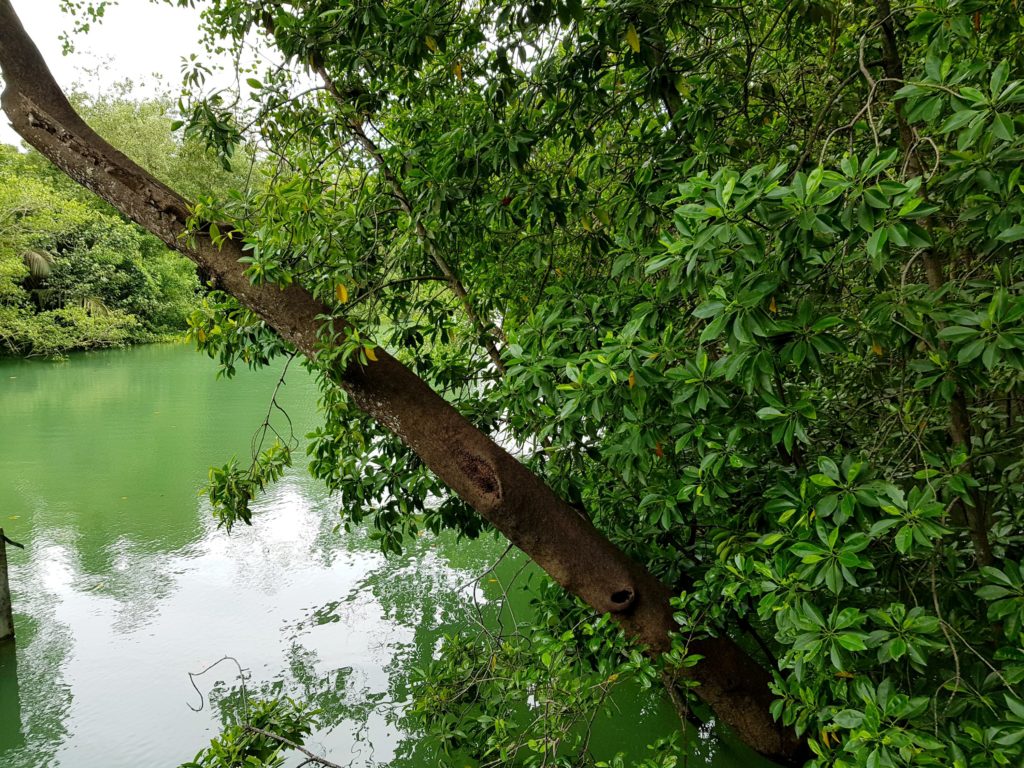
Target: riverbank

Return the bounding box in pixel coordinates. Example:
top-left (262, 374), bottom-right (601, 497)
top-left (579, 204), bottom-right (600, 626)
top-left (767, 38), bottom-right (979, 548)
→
top-left (0, 307), bottom-right (188, 359)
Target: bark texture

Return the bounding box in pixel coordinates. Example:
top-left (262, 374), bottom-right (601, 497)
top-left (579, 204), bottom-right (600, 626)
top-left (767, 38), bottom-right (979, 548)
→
top-left (0, 3), bottom-right (804, 761)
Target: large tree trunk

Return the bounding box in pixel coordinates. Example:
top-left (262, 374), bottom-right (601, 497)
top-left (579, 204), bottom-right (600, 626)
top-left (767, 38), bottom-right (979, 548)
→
top-left (0, 3), bottom-right (805, 761)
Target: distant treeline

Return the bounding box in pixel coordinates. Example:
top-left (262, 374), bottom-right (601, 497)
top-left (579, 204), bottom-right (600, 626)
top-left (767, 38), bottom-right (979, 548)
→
top-left (0, 86), bottom-right (252, 357)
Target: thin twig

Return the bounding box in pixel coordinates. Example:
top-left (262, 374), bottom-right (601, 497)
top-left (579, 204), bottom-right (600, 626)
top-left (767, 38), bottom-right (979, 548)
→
top-left (187, 655), bottom-right (249, 713)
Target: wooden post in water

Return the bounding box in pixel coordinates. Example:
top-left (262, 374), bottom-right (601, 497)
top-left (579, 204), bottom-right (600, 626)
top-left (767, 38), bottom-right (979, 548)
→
top-left (0, 638), bottom-right (23, 750)
top-left (0, 528), bottom-right (15, 642)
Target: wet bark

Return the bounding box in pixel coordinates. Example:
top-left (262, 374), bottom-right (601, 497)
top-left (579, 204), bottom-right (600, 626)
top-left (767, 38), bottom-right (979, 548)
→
top-left (0, 2), bottom-right (805, 761)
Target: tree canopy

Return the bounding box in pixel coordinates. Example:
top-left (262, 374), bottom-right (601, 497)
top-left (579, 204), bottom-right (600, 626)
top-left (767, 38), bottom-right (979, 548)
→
top-left (3, 1), bottom-right (1024, 767)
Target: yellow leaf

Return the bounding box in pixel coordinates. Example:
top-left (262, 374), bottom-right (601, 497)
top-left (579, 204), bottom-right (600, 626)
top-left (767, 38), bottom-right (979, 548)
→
top-left (769, 296), bottom-right (778, 314)
top-left (871, 341), bottom-right (883, 356)
top-left (425, 35), bottom-right (438, 52)
top-left (628, 371), bottom-right (636, 388)
top-left (197, 328), bottom-right (206, 343)
top-left (335, 283), bottom-right (349, 303)
top-left (626, 24), bottom-right (640, 53)
top-left (364, 346), bottom-right (378, 362)
top-left (452, 61), bottom-right (463, 80)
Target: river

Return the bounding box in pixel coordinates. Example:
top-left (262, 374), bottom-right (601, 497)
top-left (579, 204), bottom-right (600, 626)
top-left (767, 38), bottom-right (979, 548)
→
top-left (0, 344), bottom-right (764, 767)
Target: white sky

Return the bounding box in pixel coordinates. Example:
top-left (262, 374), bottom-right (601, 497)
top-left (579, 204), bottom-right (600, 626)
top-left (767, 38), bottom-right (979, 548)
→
top-left (0, 0), bottom-right (207, 146)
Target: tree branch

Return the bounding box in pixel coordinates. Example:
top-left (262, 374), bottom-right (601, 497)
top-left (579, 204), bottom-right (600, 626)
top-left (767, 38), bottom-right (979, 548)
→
top-left (243, 725), bottom-right (348, 768)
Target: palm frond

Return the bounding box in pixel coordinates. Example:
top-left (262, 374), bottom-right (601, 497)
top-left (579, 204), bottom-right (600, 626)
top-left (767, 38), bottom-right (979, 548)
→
top-left (21, 250), bottom-right (55, 280)
top-left (79, 296), bottom-right (112, 316)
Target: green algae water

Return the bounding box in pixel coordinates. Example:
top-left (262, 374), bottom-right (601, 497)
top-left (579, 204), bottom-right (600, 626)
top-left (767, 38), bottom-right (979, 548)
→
top-left (0, 344), bottom-right (764, 767)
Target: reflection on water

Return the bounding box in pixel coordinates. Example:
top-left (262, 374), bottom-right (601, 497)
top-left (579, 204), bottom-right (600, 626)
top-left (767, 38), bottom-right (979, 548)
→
top-left (0, 344), bottom-right (512, 767)
top-left (0, 344), bottom-right (744, 768)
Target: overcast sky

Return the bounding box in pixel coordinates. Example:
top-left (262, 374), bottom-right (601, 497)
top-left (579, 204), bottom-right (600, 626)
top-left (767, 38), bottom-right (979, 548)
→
top-left (1, 0), bottom-right (207, 146)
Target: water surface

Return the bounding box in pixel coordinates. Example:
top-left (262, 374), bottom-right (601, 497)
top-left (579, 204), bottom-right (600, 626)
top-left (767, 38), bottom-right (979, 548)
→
top-left (0, 344), bottom-right (760, 767)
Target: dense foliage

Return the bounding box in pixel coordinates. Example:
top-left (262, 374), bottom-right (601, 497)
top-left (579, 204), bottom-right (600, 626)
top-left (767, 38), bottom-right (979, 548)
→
top-left (0, 143), bottom-right (198, 355)
top-left (46, 0), bottom-right (1024, 766)
top-left (0, 85), bottom-right (255, 356)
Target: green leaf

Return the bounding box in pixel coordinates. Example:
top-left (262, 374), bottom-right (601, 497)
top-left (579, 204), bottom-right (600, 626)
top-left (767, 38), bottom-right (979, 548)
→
top-left (895, 525), bottom-right (914, 554)
top-left (884, 637), bottom-right (907, 661)
top-left (941, 109), bottom-right (979, 133)
top-left (867, 228), bottom-right (888, 261)
top-left (792, 544), bottom-right (827, 564)
top-left (833, 709), bottom-right (865, 728)
top-left (977, 585), bottom-right (1012, 600)
top-left (937, 326), bottom-right (979, 342)
top-left (991, 60), bottom-right (1010, 99)
top-left (957, 337), bottom-right (986, 363)
top-left (837, 632), bottom-right (869, 651)
top-left (998, 225), bottom-right (1024, 243)
top-left (692, 301), bottom-right (725, 319)
top-left (992, 112), bottom-right (1015, 142)
top-left (1007, 695), bottom-right (1024, 720)
top-left (818, 456), bottom-right (840, 480)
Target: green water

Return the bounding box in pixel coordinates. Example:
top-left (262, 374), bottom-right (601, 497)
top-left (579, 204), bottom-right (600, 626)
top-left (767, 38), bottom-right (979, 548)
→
top-left (0, 344), bottom-right (761, 767)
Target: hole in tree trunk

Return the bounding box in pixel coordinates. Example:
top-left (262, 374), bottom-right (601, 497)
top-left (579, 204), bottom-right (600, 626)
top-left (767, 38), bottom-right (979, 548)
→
top-left (610, 588), bottom-right (635, 609)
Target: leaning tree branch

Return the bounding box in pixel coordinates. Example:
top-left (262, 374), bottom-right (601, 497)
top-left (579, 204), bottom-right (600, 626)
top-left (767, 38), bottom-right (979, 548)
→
top-left (0, 2), bottom-right (804, 760)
